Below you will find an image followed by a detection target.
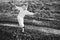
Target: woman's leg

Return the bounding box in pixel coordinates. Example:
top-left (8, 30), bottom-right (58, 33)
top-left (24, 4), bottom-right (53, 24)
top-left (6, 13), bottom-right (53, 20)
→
top-left (20, 20), bottom-right (24, 32)
top-left (17, 17), bottom-right (24, 32)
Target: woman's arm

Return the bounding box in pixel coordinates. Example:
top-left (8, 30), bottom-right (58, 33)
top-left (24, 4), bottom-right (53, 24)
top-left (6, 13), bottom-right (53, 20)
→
top-left (26, 11), bottom-right (35, 15)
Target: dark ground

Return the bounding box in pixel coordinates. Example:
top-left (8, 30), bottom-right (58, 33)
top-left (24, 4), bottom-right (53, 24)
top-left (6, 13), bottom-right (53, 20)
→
top-left (0, 25), bottom-right (60, 40)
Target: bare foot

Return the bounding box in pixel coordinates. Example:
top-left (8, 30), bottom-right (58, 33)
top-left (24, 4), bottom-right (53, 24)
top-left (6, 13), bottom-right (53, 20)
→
top-left (22, 28), bottom-right (24, 32)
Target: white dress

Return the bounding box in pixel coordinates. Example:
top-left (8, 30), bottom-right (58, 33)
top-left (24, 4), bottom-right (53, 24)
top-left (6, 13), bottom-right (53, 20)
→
top-left (16, 6), bottom-right (34, 28)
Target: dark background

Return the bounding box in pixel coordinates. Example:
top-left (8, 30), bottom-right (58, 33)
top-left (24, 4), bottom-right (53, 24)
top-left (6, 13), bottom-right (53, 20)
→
top-left (0, 0), bottom-right (60, 40)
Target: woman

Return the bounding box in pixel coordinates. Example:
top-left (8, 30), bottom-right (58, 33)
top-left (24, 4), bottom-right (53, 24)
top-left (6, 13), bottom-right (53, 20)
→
top-left (15, 3), bottom-right (35, 32)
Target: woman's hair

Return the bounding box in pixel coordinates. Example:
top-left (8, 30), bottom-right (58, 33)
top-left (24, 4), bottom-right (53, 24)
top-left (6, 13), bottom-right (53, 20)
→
top-left (20, 2), bottom-right (28, 10)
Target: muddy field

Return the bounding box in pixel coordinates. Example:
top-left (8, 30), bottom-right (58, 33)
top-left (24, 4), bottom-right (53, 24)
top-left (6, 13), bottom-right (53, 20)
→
top-left (0, 23), bottom-right (60, 40)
